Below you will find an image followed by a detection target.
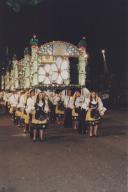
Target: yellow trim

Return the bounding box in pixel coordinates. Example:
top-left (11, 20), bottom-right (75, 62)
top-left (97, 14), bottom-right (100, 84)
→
top-left (72, 109), bottom-right (78, 117)
top-left (86, 110), bottom-right (101, 121)
top-left (9, 107), bottom-right (13, 114)
top-left (55, 107), bottom-right (64, 115)
top-left (22, 114), bottom-right (29, 124)
top-left (32, 119), bottom-right (47, 124)
top-left (15, 111), bottom-right (22, 117)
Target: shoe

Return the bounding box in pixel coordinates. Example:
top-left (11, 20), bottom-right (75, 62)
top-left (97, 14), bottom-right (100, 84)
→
top-left (24, 129), bottom-right (27, 133)
top-left (33, 138), bottom-right (36, 142)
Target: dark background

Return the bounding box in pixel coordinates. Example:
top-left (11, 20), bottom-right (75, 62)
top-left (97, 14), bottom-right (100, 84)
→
top-left (0, 0), bottom-right (128, 88)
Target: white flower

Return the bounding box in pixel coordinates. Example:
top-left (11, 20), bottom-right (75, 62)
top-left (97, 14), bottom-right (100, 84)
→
top-left (51, 57), bottom-right (69, 85)
top-left (38, 64), bottom-right (52, 85)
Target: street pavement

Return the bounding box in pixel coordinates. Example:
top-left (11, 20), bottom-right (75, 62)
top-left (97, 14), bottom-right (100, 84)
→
top-left (0, 109), bottom-right (128, 192)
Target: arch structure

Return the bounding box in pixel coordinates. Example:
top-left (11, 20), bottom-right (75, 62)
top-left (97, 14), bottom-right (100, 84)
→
top-left (38, 41), bottom-right (79, 57)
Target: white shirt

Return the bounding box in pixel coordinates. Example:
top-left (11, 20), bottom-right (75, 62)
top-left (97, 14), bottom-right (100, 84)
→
top-left (51, 95), bottom-right (61, 105)
top-left (17, 95), bottom-right (26, 108)
top-left (9, 94), bottom-right (19, 107)
top-left (75, 96), bottom-right (83, 108)
top-left (60, 91), bottom-right (65, 102)
top-left (44, 98), bottom-right (49, 113)
top-left (98, 97), bottom-right (107, 116)
top-left (38, 100), bottom-right (44, 107)
top-left (26, 96), bottom-right (35, 113)
top-left (64, 96), bottom-right (74, 109)
top-left (81, 97), bottom-right (90, 111)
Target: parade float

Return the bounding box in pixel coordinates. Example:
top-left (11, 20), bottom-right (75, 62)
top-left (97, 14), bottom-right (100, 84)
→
top-left (3, 37), bottom-right (88, 91)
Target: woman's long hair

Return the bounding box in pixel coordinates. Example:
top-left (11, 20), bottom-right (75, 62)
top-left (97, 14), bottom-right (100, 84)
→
top-left (90, 92), bottom-right (99, 103)
top-left (35, 93), bottom-right (45, 110)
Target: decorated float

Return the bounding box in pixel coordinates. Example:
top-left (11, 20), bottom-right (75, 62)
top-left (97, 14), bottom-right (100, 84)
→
top-left (3, 37), bottom-right (88, 91)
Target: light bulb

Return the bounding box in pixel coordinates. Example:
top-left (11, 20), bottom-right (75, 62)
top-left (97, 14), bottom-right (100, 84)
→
top-left (101, 50), bottom-right (105, 54)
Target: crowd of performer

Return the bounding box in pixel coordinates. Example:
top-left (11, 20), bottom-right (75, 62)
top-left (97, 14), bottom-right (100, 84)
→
top-left (0, 88), bottom-right (106, 142)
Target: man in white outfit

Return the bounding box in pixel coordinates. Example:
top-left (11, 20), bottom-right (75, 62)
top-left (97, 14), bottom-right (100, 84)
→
top-left (49, 92), bottom-right (60, 122)
top-left (78, 91), bottom-right (90, 134)
top-left (8, 91), bottom-right (19, 122)
top-left (25, 90), bottom-right (35, 114)
top-left (25, 90), bottom-right (36, 132)
top-left (64, 90), bottom-right (74, 128)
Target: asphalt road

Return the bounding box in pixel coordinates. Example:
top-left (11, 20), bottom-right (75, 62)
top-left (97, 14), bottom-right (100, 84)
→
top-left (0, 110), bottom-right (128, 192)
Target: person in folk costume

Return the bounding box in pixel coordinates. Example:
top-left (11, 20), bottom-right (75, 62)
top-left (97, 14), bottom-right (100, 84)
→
top-left (71, 90), bottom-right (81, 132)
top-left (3, 91), bottom-right (9, 113)
top-left (49, 91), bottom-right (60, 123)
top-left (64, 90), bottom-right (74, 128)
top-left (86, 91), bottom-right (106, 137)
top-left (47, 92), bottom-right (53, 122)
top-left (22, 90), bottom-right (30, 132)
top-left (6, 91), bottom-right (13, 115)
top-left (76, 90), bottom-right (90, 134)
top-left (72, 90), bottom-right (82, 130)
top-left (32, 92), bottom-right (49, 142)
top-left (79, 93), bottom-right (90, 134)
top-left (16, 91), bottom-right (26, 127)
top-left (25, 90), bottom-right (36, 133)
top-left (0, 91), bottom-right (3, 102)
top-left (55, 91), bottom-right (65, 127)
top-left (44, 93), bottom-right (50, 115)
top-left (0, 91), bottom-right (3, 112)
top-left (12, 90), bottom-right (21, 125)
top-left (0, 91), bottom-right (6, 115)
top-left (8, 90), bottom-right (19, 123)
top-left (59, 90), bottom-right (65, 102)
top-left (7, 91), bottom-right (12, 113)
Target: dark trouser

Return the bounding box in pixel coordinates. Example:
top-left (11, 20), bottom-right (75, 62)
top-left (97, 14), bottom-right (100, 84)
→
top-left (12, 107), bottom-right (16, 123)
top-left (64, 108), bottom-right (72, 128)
top-left (50, 104), bottom-right (56, 122)
top-left (5, 102), bottom-right (8, 114)
top-left (78, 109), bottom-right (87, 134)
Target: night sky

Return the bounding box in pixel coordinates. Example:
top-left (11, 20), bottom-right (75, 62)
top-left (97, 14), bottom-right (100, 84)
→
top-left (0, 0), bottom-right (127, 83)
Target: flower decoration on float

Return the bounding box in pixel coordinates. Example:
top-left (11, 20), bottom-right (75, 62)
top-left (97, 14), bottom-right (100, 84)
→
top-left (51, 56), bottom-right (70, 85)
top-left (38, 64), bottom-right (52, 85)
